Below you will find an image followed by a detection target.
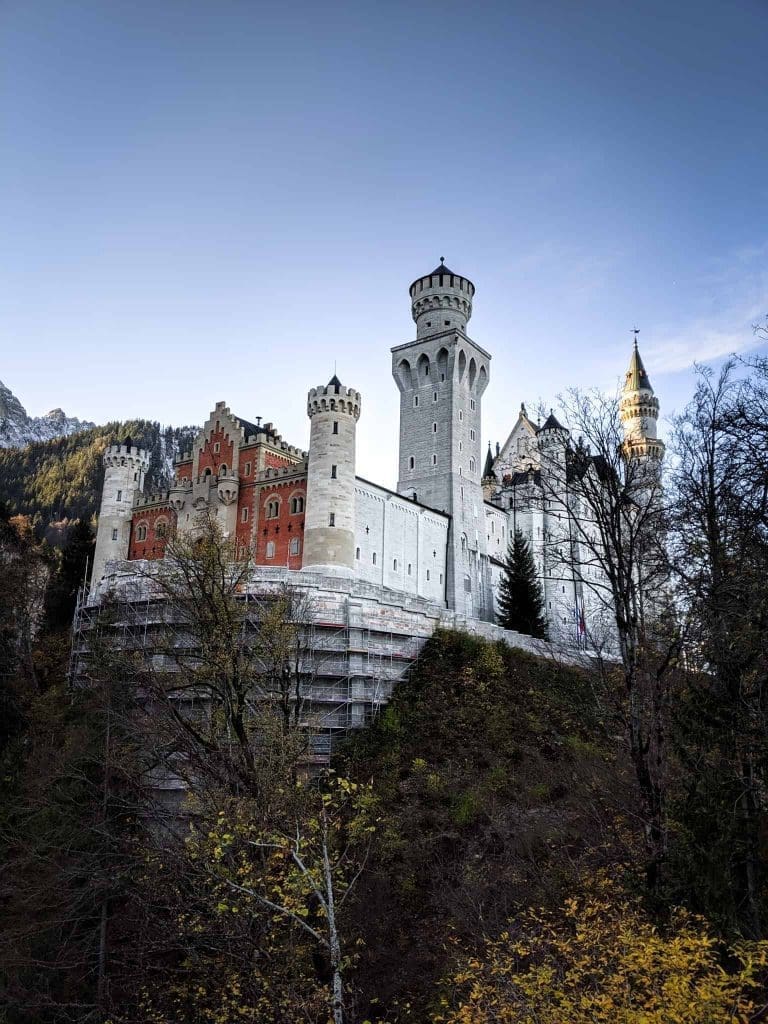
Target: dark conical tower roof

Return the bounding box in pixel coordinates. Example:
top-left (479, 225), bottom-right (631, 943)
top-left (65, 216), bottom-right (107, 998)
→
top-left (482, 443), bottom-right (496, 479)
top-left (625, 342), bottom-right (652, 392)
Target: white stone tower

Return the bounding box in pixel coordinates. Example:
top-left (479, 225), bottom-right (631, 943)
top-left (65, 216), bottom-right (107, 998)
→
top-left (620, 341), bottom-right (665, 463)
top-left (392, 260), bottom-right (492, 619)
top-left (92, 438), bottom-right (150, 584)
top-left (303, 376), bottom-right (361, 576)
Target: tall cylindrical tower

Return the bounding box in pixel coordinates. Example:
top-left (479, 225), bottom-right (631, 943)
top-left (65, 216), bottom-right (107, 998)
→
top-left (302, 376), bottom-right (361, 576)
top-left (620, 341), bottom-right (665, 463)
top-left (92, 438), bottom-right (150, 583)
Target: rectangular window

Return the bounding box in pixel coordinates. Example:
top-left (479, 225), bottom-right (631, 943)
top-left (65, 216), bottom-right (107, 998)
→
top-left (214, 441), bottom-right (221, 453)
top-left (289, 537), bottom-right (300, 555)
top-left (329, 513), bottom-right (335, 526)
top-left (111, 528), bottom-right (118, 541)
top-left (331, 465), bottom-right (337, 479)
top-left (244, 461), bottom-right (251, 476)
top-left (116, 490), bottom-right (122, 501)
top-left (241, 507), bottom-right (249, 522)
top-left (266, 540), bottom-right (275, 558)
top-left (333, 421), bottom-right (338, 434)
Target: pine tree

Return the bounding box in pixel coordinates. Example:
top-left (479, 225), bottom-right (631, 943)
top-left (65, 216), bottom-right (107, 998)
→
top-left (497, 527), bottom-right (548, 638)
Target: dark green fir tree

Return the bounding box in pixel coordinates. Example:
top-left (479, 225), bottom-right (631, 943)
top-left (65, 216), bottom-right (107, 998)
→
top-left (497, 527), bottom-right (548, 638)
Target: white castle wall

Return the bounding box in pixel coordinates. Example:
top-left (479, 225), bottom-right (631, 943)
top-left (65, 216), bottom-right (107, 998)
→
top-left (353, 479), bottom-right (448, 603)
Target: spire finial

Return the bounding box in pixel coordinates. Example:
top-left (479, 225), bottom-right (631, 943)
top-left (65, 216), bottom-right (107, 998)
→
top-left (439, 256), bottom-right (445, 265)
top-left (632, 327), bottom-right (640, 349)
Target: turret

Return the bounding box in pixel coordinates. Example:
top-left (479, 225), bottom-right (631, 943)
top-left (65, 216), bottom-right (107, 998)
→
top-left (302, 375), bottom-right (361, 576)
top-left (537, 411), bottom-right (569, 485)
top-left (620, 341), bottom-right (665, 462)
top-left (409, 258), bottom-right (475, 340)
top-left (481, 443), bottom-right (496, 501)
top-left (92, 438), bottom-right (150, 583)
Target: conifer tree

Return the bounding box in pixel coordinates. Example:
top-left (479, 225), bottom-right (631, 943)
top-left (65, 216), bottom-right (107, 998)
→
top-left (497, 527), bottom-right (548, 638)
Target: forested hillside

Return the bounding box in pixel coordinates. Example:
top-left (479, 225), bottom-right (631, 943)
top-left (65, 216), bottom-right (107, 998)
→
top-left (0, 421), bottom-right (197, 541)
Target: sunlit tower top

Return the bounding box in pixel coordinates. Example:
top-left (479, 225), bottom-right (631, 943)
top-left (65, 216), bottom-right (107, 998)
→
top-left (620, 337), bottom-right (665, 462)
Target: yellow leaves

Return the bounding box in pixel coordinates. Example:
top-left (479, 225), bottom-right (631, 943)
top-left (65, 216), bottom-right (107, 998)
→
top-left (437, 877), bottom-right (768, 1024)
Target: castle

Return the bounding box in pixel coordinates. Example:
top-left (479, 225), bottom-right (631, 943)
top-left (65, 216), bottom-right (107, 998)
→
top-left (91, 261), bottom-right (664, 647)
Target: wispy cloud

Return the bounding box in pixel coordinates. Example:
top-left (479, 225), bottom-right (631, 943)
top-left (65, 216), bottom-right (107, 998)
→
top-left (646, 242), bottom-right (768, 374)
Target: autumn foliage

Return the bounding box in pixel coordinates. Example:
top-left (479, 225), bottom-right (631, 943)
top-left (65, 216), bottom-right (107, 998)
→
top-left (437, 878), bottom-right (768, 1024)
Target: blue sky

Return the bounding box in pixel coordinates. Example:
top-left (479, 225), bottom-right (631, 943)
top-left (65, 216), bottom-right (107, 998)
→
top-left (2, 0), bottom-right (767, 483)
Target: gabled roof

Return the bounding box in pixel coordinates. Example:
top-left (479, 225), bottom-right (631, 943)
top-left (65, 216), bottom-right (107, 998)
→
top-left (328, 374), bottom-right (342, 389)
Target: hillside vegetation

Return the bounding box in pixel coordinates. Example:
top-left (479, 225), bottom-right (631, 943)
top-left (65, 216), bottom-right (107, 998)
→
top-left (0, 421), bottom-right (197, 540)
top-left (336, 629), bottom-right (630, 1018)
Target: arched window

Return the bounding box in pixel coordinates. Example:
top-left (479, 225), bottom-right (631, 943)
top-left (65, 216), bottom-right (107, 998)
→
top-left (290, 495), bottom-right (304, 514)
top-left (407, 563), bottom-right (412, 575)
top-left (408, 456), bottom-right (415, 470)
top-left (432, 454), bottom-right (437, 465)
top-left (266, 499), bottom-right (280, 519)
top-left (355, 547), bottom-right (360, 559)
top-left (393, 558), bottom-right (398, 571)
top-left (372, 552), bottom-right (377, 565)
top-left (219, 464), bottom-right (227, 476)
top-left (266, 541), bottom-right (276, 558)
top-left (155, 518), bottom-right (169, 539)
top-left (469, 457), bottom-right (476, 473)
top-left (289, 537), bottom-right (300, 556)
top-left (136, 522), bottom-right (148, 541)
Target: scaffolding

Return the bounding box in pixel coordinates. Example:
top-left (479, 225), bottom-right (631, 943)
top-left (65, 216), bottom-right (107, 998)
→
top-left (69, 580), bottom-right (425, 769)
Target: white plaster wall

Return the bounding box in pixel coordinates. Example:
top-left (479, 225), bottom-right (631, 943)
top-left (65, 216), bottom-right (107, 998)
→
top-left (353, 481), bottom-right (448, 605)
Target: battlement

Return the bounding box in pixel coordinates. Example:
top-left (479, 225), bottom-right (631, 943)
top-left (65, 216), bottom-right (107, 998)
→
top-left (409, 260), bottom-right (474, 334)
top-left (307, 383), bottom-right (361, 418)
top-left (257, 460), bottom-right (309, 483)
top-left (134, 491), bottom-right (171, 509)
top-left (104, 442), bottom-right (150, 470)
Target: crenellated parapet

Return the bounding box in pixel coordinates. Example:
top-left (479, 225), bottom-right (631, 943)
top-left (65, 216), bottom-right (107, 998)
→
top-left (134, 491), bottom-right (172, 509)
top-left (409, 258), bottom-right (475, 339)
top-left (307, 382), bottom-right (361, 420)
top-left (103, 441), bottom-right (151, 473)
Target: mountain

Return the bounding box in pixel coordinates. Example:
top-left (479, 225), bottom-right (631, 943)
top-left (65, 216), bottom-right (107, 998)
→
top-left (0, 380), bottom-right (96, 448)
top-left (0, 419), bottom-right (199, 542)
